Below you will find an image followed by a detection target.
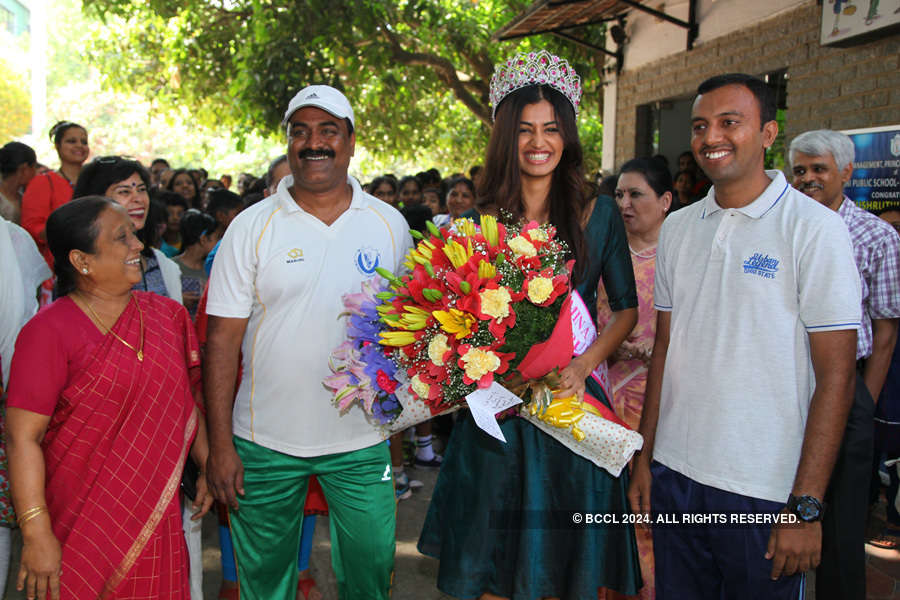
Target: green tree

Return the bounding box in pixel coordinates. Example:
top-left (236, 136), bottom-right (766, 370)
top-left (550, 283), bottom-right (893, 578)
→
top-left (81, 0), bottom-right (606, 174)
top-left (24, 0), bottom-right (284, 180)
top-left (0, 59), bottom-right (31, 140)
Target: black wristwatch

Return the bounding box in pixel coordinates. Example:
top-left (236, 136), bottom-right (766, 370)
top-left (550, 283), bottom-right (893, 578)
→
top-left (786, 494), bottom-right (825, 522)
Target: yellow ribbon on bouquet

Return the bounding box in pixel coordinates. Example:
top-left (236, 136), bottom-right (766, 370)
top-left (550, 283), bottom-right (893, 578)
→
top-left (527, 394), bottom-right (588, 442)
top-left (505, 373), bottom-right (589, 443)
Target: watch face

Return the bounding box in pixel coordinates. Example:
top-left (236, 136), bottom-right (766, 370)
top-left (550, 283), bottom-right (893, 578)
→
top-left (797, 497), bottom-right (821, 521)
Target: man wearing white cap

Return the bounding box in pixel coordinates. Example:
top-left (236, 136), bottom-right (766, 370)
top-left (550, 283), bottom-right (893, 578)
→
top-left (204, 85), bottom-right (412, 599)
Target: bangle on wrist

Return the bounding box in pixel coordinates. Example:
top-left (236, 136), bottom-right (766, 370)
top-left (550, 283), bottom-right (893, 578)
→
top-left (17, 506), bottom-right (48, 527)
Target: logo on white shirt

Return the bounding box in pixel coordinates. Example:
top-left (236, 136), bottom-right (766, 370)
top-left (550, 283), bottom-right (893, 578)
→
top-left (286, 248), bottom-right (304, 264)
top-left (743, 252), bottom-right (779, 279)
top-left (355, 247), bottom-right (381, 275)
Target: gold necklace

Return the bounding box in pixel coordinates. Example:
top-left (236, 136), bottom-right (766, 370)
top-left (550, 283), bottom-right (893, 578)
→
top-left (81, 294), bottom-right (144, 361)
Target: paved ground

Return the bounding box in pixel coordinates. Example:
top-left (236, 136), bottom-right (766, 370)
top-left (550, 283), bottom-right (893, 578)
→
top-left (4, 468), bottom-right (900, 598)
top-left (865, 496), bottom-right (900, 599)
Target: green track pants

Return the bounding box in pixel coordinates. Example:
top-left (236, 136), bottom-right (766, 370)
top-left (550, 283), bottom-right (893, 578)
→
top-left (229, 436), bottom-right (396, 599)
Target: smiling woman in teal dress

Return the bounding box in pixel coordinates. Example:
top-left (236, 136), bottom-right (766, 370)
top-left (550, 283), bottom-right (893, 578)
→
top-left (417, 51), bottom-right (641, 600)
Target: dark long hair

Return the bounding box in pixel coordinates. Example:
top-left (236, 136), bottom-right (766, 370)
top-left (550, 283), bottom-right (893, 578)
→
top-left (46, 196), bottom-right (115, 296)
top-left (476, 84), bottom-right (587, 282)
top-left (144, 195), bottom-right (168, 250)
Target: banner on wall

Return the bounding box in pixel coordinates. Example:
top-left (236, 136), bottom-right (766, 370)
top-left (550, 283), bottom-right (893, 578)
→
top-left (821, 1), bottom-right (900, 45)
top-left (841, 125), bottom-right (900, 212)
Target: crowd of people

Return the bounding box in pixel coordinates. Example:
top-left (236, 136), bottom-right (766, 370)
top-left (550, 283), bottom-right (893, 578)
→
top-left (0, 48), bottom-right (898, 600)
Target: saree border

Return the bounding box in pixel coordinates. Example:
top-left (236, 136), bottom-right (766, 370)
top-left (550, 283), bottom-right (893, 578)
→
top-left (102, 408), bottom-right (198, 597)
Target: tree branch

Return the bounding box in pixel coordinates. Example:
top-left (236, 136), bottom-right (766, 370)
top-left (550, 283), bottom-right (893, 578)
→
top-left (459, 48), bottom-right (494, 85)
top-left (462, 79), bottom-right (488, 97)
top-left (382, 29), bottom-right (491, 125)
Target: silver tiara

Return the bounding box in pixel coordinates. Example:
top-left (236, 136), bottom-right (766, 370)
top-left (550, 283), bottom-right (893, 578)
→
top-left (489, 50), bottom-right (582, 121)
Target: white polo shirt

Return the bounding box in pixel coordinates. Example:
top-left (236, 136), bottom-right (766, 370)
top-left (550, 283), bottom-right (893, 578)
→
top-left (653, 170), bottom-right (861, 503)
top-left (207, 175), bottom-right (413, 457)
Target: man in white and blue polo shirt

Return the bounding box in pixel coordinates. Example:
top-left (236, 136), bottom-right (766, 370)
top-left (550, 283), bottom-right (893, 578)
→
top-left (204, 85), bottom-right (412, 600)
top-left (628, 74), bottom-right (862, 599)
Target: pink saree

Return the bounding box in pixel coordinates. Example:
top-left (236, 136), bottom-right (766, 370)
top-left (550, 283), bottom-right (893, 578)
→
top-left (597, 249), bottom-right (657, 600)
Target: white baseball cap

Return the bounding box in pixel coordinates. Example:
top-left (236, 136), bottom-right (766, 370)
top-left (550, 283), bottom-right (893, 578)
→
top-left (282, 85), bottom-right (355, 128)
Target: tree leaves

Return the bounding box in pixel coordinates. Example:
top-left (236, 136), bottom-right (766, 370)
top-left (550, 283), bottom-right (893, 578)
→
top-left (0, 59), bottom-right (31, 140)
top-left (81, 0), bottom-right (608, 174)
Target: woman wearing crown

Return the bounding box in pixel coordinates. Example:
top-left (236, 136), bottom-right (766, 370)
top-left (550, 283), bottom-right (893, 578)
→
top-left (418, 51), bottom-right (642, 599)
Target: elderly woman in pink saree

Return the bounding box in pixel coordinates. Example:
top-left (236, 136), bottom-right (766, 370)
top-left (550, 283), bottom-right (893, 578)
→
top-left (6, 197), bottom-right (212, 600)
top-left (597, 157), bottom-right (673, 600)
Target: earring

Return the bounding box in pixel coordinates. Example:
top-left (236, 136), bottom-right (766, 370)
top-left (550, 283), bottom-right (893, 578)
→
top-left (82, 268), bottom-right (88, 274)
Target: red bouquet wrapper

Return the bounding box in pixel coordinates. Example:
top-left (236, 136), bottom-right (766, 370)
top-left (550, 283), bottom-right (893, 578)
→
top-left (515, 294), bottom-right (575, 381)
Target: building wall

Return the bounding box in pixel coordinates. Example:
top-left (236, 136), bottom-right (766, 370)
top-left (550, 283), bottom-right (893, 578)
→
top-left (623, 0), bottom-right (808, 71)
top-left (611, 1), bottom-right (900, 170)
top-left (0, 0), bottom-right (29, 36)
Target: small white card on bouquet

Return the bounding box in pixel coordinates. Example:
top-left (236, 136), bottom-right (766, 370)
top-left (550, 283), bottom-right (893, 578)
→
top-left (465, 382), bottom-right (523, 443)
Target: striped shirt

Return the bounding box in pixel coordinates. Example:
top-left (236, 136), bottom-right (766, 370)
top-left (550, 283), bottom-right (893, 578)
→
top-left (838, 196), bottom-right (900, 359)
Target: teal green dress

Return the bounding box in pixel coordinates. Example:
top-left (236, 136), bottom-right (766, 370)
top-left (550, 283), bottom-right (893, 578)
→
top-left (418, 196), bottom-right (642, 599)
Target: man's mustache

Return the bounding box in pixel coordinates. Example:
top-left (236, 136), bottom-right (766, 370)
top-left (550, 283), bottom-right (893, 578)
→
top-left (299, 148), bottom-right (336, 159)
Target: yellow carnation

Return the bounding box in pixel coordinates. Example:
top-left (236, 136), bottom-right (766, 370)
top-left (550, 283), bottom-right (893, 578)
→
top-left (461, 348), bottom-right (502, 381)
top-left (479, 287), bottom-right (512, 321)
top-left (427, 334), bottom-right (451, 366)
top-left (527, 277), bottom-right (554, 304)
top-left (410, 375), bottom-right (431, 399)
top-left (508, 235), bottom-right (537, 258)
top-left (527, 228), bottom-right (548, 242)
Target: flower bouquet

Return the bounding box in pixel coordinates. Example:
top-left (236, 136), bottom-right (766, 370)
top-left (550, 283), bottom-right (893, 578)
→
top-left (322, 278), bottom-right (404, 426)
top-left (324, 216), bottom-right (643, 476)
top-left (376, 216), bottom-right (572, 414)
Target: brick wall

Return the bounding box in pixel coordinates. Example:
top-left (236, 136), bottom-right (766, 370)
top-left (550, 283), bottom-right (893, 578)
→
top-left (613, 1), bottom-right (900, 169)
